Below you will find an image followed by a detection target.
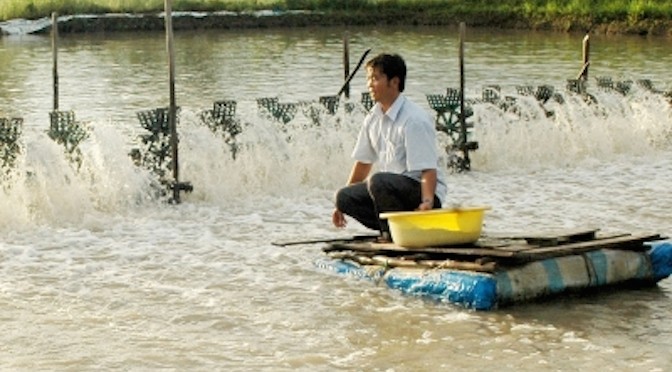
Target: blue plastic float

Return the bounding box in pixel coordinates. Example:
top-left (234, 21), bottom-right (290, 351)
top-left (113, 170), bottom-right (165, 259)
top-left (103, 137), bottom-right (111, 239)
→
top-left (315, 241), bottom-right (672, 310)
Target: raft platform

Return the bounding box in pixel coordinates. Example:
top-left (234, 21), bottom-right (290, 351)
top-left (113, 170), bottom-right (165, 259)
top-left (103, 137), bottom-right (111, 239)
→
top-left (315, 229), bottom-right (672, 310)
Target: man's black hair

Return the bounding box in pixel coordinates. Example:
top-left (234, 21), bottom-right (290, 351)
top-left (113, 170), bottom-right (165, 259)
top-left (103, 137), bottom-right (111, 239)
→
top-left (366, 53), bottom-right (407, 92)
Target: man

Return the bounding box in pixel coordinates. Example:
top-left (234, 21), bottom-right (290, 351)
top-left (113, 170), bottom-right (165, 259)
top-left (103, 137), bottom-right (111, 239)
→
top-left (332, 53), bottom-right (447, 240)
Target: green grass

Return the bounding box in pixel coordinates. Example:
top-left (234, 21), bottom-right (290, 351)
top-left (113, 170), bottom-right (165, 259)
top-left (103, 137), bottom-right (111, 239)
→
top-left (0, 1), bottom-right (283, 21)
top-left (520, 0), bottom-right (672, 20)
top-left (1, 0), bottom-right (671, 23)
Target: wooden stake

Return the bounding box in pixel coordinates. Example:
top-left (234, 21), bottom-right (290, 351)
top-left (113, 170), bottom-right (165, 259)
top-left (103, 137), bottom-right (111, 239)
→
top-left (164, 0), bottom-right (180, 203)
top-left (343, 33), bottom-right (350, 99)
top-left (52, 12), bottom-right (59, 112)
top-left (458, 22), bottom-right (469, 163)
top-left (337, 48), bottom-right (371, 97)
top-left (580, 33), bottom-right (590, 81)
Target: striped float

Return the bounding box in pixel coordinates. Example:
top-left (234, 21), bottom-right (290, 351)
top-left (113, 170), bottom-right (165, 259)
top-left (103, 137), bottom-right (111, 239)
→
top-left (315, 241), bottom-right (672, 310)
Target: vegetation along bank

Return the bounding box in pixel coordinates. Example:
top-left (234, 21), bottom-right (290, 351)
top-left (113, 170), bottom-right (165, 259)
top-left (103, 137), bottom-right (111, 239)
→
top-left (1, 0), bottom-right (672, 36)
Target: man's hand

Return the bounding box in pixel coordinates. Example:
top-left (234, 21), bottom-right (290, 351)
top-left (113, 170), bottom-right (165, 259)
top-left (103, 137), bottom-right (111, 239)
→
top-left (332, 209), bottom-right (347, 228)
top-left (416, 200), bottom-right (433, 211)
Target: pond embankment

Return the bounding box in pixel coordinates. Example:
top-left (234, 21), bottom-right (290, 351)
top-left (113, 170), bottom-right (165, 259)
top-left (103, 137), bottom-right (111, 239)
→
top-left (1, 9), bottom-right (671, 37)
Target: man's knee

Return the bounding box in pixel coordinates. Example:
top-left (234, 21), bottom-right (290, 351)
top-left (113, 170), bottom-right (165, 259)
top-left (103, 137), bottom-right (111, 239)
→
top-left (335, 184), bottom-right (365, 212)
top-left (334, 188), bottom-right (348, 210)
top-left (367, 172), bottom-right (395, 195)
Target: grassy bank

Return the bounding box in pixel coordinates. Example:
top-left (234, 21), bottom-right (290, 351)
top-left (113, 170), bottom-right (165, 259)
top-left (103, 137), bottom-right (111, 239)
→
top-left (2, 0), bottom-right (672, 35)
top-left (0, 1), bottom-right (282, 20)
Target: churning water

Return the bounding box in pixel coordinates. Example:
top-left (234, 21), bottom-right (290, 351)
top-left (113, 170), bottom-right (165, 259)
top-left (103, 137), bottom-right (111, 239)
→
top-left (0, 23), bottom-right (671, 370)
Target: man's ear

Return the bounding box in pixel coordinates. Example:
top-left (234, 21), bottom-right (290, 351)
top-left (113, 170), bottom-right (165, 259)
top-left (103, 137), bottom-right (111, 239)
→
top-left (390, 76), bottom-right (400, 90)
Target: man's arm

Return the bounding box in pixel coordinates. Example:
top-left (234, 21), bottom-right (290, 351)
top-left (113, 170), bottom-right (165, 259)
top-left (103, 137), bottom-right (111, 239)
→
top-left (418, 168), bottom-right (437, 211)
top-left (346, 161), bottom-right (373, 185)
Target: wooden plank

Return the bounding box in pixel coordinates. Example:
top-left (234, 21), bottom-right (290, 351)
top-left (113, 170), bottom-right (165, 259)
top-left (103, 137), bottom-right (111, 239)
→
top-left (322, 231), bottom-right (665, 265)
top-left (522, 228), bottom-right (600, 246)
top-left (327, 252), bottom-right (497, 272)
top-left (514, 233), bottom-right (662, 262)
top-left (323, 242), bottom-right (518, 258)
top-left (417, 258), bottom-right (497, 273)
top-left (273, 234), bottom-right (377, 247)
top-left (472, 236), bottom-right (527, 250)
top-left (490, 233), bottom-right (627, 253)
top-left (479, 228), bottom-right (601, 249)
top-left (485, 242), bottom-right (538, 252)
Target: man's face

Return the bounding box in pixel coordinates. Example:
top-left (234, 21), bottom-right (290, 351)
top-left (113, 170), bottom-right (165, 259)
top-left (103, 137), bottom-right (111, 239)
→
top-left (366, 66), bottom-right (398, 104)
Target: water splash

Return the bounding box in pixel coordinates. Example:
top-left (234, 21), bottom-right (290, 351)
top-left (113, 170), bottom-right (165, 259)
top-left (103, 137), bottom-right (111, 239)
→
top-left (0, 121), bottom-right (157, 228)
top-left (471, 86), bottom-right (671, 170)
top-left (1, 88), bottom-right (670, 228)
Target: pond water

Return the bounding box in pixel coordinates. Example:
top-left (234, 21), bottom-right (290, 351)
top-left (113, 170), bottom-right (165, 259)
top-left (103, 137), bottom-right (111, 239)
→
top-left (0, 24), bottom-right (671, 370)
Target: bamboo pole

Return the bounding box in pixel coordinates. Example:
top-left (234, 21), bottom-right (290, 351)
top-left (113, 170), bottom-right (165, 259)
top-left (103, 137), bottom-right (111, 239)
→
top-left (343, 33), bottom-right (350, 99)
top-left (580, 33), bottom-right (590, 81)
top-left (458, 22), bottom-right (469, 164)
top-left (326, 252), bottom-right (497, 273)
top-left (164, 0), bottom-right (180, 203)
top-left (337, 48), bottom-right (371, 97)
top-left (52, 12), bottom-right (59, 112)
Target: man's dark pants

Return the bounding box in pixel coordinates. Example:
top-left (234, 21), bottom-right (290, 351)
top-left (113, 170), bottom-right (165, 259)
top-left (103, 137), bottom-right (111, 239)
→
top-left (335, 172), bottom-right (441, 234)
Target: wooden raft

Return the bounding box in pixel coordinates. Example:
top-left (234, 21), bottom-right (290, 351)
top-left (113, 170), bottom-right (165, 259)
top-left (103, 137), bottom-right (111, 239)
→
top-left (322, 229), bottom-right (665, 273)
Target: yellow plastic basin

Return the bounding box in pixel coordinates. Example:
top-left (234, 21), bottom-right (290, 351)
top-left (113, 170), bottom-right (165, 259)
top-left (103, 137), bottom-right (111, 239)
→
top-left (380, 206), bottom-right (490, 248)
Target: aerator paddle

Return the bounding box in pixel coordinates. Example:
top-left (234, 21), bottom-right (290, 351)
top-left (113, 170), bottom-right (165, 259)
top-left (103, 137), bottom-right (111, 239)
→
top-left (337, 48), bottom-right (372, 97)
